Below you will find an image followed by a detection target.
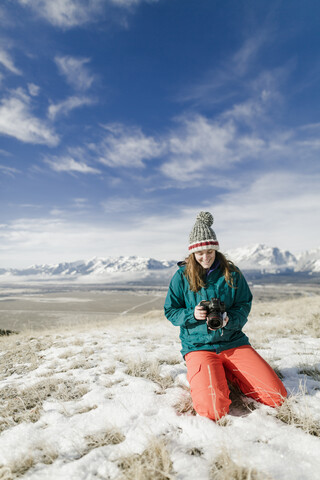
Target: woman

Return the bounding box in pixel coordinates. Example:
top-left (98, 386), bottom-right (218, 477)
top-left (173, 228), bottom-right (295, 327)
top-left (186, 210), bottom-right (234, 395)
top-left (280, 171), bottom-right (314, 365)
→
top-left (164, 211), bottom-right (287, 420)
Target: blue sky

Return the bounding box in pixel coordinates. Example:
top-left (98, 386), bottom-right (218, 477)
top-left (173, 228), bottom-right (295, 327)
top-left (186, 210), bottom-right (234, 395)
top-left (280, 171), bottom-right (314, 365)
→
top-left (0, 0), bottom-right (319, 267)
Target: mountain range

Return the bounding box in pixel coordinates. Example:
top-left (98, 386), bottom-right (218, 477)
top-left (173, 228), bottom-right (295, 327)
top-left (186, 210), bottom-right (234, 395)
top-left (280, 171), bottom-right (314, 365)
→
top-left (0, 244), bottom-right (319, 284)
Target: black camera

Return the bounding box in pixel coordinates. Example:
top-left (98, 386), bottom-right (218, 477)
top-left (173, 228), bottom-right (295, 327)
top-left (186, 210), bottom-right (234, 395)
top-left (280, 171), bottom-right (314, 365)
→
top-left (199, 298), bottom-right (226, 330)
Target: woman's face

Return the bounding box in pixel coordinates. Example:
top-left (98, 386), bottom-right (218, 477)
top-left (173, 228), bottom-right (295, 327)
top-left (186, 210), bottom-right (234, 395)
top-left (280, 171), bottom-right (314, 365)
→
top-left (194, 249), bottom-right (216, 269)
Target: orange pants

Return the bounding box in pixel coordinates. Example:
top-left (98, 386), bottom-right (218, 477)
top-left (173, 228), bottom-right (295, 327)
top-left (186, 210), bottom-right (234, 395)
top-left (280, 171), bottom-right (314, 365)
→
top-left (185, 346), bottom-right (287, 420)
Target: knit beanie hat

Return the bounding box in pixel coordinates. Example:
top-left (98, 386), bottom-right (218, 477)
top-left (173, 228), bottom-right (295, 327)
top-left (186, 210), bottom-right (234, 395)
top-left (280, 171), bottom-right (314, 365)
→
top-left (188, 211), bottom-right (219, 254)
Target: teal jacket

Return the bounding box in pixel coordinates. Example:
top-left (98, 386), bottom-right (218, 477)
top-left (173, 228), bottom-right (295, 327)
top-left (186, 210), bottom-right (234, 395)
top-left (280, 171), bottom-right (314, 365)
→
top-left (164, 262), bottom-right (252, 357)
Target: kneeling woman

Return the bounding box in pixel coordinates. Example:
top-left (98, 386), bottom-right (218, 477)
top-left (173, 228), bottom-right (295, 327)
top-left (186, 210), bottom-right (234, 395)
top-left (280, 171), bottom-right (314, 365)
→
top-left (164, 212), bottom-right (287, 420)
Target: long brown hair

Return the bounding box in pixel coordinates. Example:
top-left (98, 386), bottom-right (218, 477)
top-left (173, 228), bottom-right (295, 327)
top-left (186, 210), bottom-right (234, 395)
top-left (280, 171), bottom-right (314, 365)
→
top-left (184, 251), bottom-right (240, 292)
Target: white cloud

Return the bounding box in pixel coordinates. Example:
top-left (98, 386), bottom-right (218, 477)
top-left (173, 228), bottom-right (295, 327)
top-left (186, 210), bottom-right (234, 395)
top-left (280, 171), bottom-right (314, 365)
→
top-left (16, 0), bottom-right (103, 28)
top-left (73, 198), bottom-right (88, 207)
top-left (199, 172), bottom-right (320, 254)
top-left (55, 56), bottom-right (95, 91)
top-left (48, 95), bottom-right (94, 120)
top-left (0, 214), bottom-right (186, 268)
top-left (176, 30), bottom-right (280, 108)
top-left (45, 155), bottom-right (101, 174)
top-left (0, 89), bottom-right (59, 146)
top-left (160, 102), bottom-right (320, 184)
top-left (27, 83), bottom-right (40, 96)
top-left (0, 48), bottom-right (21, 75)
top-left (16, 0), bottom-right (160, 28)
top-left (0, 164), bottom-right (20, 176)
top-left (0, 148), bottom-right (12, 157)
top-left (161, 114), bottom-right (253, 182)
top-left (96, 123), bottom-right (163, 168)
top-left (101, 196), bottom-right (146, 213)
top-left (0, 170), bottom-right (319, 269)
top-left (110, 0), bottom-right (159, 6)
top-left (232, 31), bottom-right (269, 77)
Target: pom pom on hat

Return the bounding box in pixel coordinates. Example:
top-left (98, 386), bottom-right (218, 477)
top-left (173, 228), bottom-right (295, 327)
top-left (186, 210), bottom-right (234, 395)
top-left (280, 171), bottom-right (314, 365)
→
top-left (195, 211), bottom-right (213, 226)
top-left (188, 211), bottom-right (219, 254)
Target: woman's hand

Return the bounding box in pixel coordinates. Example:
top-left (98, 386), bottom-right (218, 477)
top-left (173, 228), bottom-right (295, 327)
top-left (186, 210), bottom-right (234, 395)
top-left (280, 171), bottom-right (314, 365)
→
top-left (207, 314), bottom-right (229, 330)
top-left (194, 305), bottom-right (207, 321)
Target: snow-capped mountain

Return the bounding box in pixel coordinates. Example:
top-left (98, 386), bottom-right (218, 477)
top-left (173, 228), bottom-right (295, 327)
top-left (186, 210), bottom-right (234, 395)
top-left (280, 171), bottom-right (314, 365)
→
top-left (7, 257), bottom-right (176, 277)
top-left (0, 256), bottom-right (178, 284)
top-left (226, 244), bottom-right (298, 273)
top-left (0, 245), bottom-right (319, 283)
top-left (295, 248), bottom-right (320, 273)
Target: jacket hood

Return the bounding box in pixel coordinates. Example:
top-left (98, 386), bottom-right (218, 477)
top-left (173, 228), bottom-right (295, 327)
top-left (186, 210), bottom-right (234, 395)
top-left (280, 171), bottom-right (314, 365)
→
top-left (177, 261), bottom-right (186, 269)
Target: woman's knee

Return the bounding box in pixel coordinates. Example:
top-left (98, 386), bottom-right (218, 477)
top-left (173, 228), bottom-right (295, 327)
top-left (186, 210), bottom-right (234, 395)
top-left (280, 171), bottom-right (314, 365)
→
top-left (268, 385), bottom-right (287, 407)
top-left (191, 389), bottom-right (231, 420)
top-left (253, 383), bottom-right (287, 407)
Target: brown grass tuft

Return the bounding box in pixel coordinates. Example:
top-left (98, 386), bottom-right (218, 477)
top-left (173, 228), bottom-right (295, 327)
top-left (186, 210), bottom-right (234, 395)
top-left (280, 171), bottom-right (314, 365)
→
top-left (0, 336), bottom-right (53, 380)
top-left (118, 437), bottom-right (174, 480)
top-left (0, 444), bottom-right (59, 479)
top-left (275, 392), bottom-right (320, 437)
top-left (298, 364), bottom-right (320, 382)
top-left (125, 360), bottom-right (174, 393)
top-left (210, 450), bottom-right (272, 480)
top-left (83, 428), bottom-right (125, 455)
top-left (247, 297), bottom-right (320, 345)
top-left (0, 378), bottom-right (88, 433)
top-left (173, 390), bottom-right (196, 416)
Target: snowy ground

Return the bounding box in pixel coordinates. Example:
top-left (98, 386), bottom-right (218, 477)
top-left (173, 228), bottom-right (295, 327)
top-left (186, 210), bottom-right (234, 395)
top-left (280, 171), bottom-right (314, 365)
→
top-left (1, 297), bottom-right (320, 480)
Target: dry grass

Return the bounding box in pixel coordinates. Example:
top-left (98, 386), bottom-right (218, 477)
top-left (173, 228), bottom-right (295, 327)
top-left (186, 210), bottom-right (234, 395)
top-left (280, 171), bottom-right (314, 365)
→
top-left (247, 296), bottom-right (320, 345)
top-left (298, 364), bottom-right (320, 381)
top-left (69, 357), bottom-right (95, 370)
top-left (0, 336), bottom-right (53, 380)
top-left (83, 428), bottom-right (125, 455)
top-left (158, 358), bottom-right (181, 366)
top-left (274, 387), bottom-right (320, 437)
top-left (0, 378), bottom-right (88, 433)
top-left (124, 360), bottom-right (174, 393)
top-left (0, 444), bottom-right (59, 479)
top-left (118, 437), bottom-right (174, 480)
top-left (210, 451), bottom-right (272, 480)
top-left (173, 389), bottom-right (196, 416)
top-left (104, 365), bottom-right (116, 375)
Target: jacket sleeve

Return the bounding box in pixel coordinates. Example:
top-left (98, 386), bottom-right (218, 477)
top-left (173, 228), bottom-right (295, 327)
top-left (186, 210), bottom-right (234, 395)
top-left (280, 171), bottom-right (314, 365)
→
top-left (164, 271), bottom-right (199, 327)
top-left (224, 271), bottom-right (252, 332)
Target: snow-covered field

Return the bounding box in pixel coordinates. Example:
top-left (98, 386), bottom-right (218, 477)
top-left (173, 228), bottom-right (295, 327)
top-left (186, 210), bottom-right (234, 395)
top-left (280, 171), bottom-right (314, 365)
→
top-left (1, 295), bottom-right (320, 480)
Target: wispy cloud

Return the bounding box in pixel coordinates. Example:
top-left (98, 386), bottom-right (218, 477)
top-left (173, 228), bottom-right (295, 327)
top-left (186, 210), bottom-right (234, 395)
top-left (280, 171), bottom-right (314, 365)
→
top-left (0, 148), bottom-right (12, 157)
top-left (162, 115), bottom-right (239, 181)
top-left (212, 172), bottom-right (320, 253)
top-left (0, 164), bottom-right (20, 177)
top-left (232, 31), bottom-right (269, 77)
top-left (44, 154), bottom-right (101, 174)
top-left (160, 114), bottom-right (267, 183)
top-left (27, 83), bottom-right (40, 96)
top-left (177, 30), bottom-right (275, 107)
top-left (16, 0), bottom-right (103, 28)
top-left (55, 56), bottom-right (95, 91)
top-left (48, 95), bottom-right (95, 120)
top-left (0, 89), bottom-right (59, 146)
top-left (0, 48), bottom-right (21, 75)
top-left (15, 0), bottom-right (160, 28)
top-left (0, 213), bottom-right (183, 268)
top-left (1, 168), bottom-right (318, 267)
top-left (101, 195), bottom-right (147, 213)
top-left (72, 198), bottom-right (89, 210)
top-left (95, 123), bottom-right (163, 168)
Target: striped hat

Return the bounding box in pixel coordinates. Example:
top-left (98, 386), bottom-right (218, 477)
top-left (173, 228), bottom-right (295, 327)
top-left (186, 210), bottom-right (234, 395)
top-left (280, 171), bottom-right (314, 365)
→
top-left (188, 211), bottom-right (219, 254)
